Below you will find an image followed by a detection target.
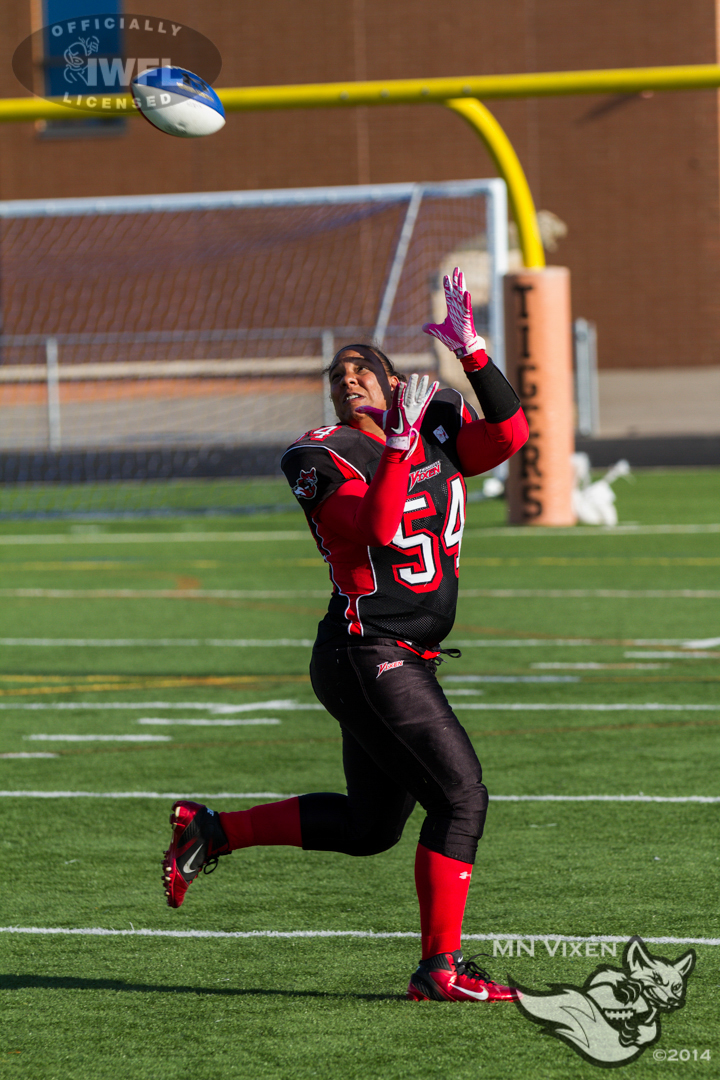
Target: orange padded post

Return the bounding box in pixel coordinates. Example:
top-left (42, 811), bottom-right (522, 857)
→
top-left (505, 267), bottom-right (576, 526)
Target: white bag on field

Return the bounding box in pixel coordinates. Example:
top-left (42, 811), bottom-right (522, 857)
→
top-left (571, 453), bottom-right (631, 526)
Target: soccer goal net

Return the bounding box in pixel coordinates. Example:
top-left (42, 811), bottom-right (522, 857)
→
top-left (0, 178), bottom-right (508, 517)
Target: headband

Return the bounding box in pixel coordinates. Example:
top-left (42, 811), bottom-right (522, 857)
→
top-left (329, 344), bottom-right (393, 403)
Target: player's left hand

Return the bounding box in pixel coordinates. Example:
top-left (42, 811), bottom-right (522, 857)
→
top-left (422, 265), bottom-right (485, 358)
top-left (358, 373), bottom-right (439, 459)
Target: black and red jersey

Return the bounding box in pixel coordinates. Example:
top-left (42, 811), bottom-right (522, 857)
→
top-left (281, 389), bottom-right (478, 648)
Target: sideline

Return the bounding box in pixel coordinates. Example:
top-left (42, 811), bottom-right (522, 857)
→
top-left (0, 523), bottom-right (718, 545)
top-left (0, 926), bottom-right (716, 946)
top-left (0, 531), bottom-right (308, 545)
top-left (0, 700), bottom-right (314, 711)
top-left (1, 589), bottom-right (718, 600)
top-left (0, 637), bottom-right (710, 647)
top-left (1, 701), bottom-right (718, 713)
top-left (0, 791), bottom-right (716, 802)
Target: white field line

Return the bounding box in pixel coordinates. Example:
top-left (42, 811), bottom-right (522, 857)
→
top-left (1, 701), bottom-right (718, 715)
top-left (444, 675), bottom-right (580, 683)
top-left (0, 753), bottom-right (57, 759)
top-left (0, 791), bottom-right (290, 799)
top-left (0, 523), bottom-right (719, 545)
top-left (0, 592), bottom-right (326, 602)
top-left (0, 638), bottom-right (713, 649)
top-left (0, 701), bottom-right (318, 712)
top-left (0, 926), bottom-right (716, 946)
top-left (459, 589), bottom-right (720, 599)
top-left (136, 718), bottom-right (281, 726)
top-left (2, 589), bottom-right (720, 600)
top-left (450, 639), bottom-right (717, 648)
top-left (490, 794), bottom-right (720, 803)
top-left (0, 637), bottom-right (317, 646)
top-left (0, 791), bottom-right (716, 803)
top-left (464, 524), bottom-right (720, 538)
top-left (451, 703), bottom-right (720, 711)
top-left (625, 650), bottom-right (720, 659)
top-left (25, 734), bottom-right (172, 742)
top-left (532, 663), bottom-right (668, 670)
top-left (0, 532), bottom-right (308, 546)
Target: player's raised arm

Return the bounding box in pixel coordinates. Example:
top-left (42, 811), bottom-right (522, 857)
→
top-left (423, 266), bottom-right (529, 476)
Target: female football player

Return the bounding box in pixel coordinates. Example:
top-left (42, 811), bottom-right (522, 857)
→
top-left (162, 268), bottom-right (529, 1002)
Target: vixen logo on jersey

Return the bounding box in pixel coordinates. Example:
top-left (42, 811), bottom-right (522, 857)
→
top-left (376, 660), bottom-right (404, 678)
top-left (409, 460), bottom-right (442, 491)
top-left (293, 468), bottom-right (318, 499)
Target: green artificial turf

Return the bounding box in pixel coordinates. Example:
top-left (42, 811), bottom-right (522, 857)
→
top-left (0, 468), bottom-right (718, 1078)
top-left (0, 476), bottom-right (299, 519)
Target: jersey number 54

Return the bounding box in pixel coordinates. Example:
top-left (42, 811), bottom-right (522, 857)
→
top-left (391, 475), bottom-right (466, 593)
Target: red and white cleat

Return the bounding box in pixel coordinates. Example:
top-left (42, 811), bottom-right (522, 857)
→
top-left (407, 950), bottom-right (518, 1002)
top-left (162, 800), bottom-right (231, 909)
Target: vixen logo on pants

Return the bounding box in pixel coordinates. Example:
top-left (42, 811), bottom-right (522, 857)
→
top-left (376, 660), bottom-right (404, 678)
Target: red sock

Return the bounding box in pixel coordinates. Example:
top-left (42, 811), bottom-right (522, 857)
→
top-left (414, 843), bottom-right (473, 960)
top-left (219, 797), bottom-right (302, 851)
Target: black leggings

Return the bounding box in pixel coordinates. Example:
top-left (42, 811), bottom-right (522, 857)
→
top-left (301, 639), bottom-right (488, 864)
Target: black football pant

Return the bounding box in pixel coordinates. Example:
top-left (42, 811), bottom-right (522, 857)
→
top-left (300, 639), bottom-right (488, 864)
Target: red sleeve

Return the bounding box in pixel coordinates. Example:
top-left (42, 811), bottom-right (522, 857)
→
top-left (455, 408), bottom-right (529, 477)
top-left (314, 447), bottom-right (410, 546)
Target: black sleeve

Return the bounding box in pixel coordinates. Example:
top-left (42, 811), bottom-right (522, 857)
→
top-left (464, 359), bottom-right (521, 424)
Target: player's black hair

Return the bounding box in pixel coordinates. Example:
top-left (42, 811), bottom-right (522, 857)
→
top-left (325, 343), bottom-right (408, 383)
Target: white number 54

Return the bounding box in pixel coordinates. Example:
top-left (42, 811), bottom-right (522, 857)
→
top-left (391, 475), bottom-right (466, 592)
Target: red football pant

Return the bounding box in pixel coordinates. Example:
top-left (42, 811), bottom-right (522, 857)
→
top-left (415, 843), bottom-right (473, 960)
top-left (219, 797), bottom-right (302, 850)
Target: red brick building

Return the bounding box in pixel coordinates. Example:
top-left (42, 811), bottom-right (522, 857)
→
top-left (1, 0), bottom-right (719, 384)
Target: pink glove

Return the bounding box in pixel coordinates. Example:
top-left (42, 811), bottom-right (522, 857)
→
top-left (357, 373), bottom-right (439, 460)
top-left (422, 266), bottom-right (485, 358)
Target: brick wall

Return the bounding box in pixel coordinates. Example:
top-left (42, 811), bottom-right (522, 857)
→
top-left (1, 0), bottom-right (718, 368)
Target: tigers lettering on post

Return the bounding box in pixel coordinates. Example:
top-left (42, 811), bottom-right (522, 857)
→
top-left (504, 268), bottom-right (576, 526)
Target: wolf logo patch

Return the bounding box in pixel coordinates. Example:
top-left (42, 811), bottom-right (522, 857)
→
top-left (514, 936), bottom-right (696, 1067)
top-left (293, 468), bottom-right (318, 500)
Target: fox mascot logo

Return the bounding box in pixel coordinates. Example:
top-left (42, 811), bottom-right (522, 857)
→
top-left (293, 468), bottom-right (318, 500)
top-left (515, 936), bottom-right (695, 1066)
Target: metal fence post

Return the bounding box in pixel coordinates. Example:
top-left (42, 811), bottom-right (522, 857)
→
top-left (321, 329), bottom-right (335, 425)
top-left (45, 336), bottom-right (61, 451)
top-left (573, 318), bottom-right (599, 436)
top-left (486, 178), bottom-right (508, 375)
top-left (373, 185), bottom-right (423, 348)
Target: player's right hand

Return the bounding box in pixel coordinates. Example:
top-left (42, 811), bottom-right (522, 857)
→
top-left (358, 373), bottom-right (439, 459)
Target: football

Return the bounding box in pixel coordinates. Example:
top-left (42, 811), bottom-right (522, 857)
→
top-left (131, 66), bottom-right (225, 138)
